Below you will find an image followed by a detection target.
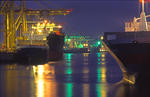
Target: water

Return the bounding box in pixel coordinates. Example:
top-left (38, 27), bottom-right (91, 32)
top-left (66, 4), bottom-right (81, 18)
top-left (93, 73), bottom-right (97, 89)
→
top-left (0, 52), bottom-right (138, 97)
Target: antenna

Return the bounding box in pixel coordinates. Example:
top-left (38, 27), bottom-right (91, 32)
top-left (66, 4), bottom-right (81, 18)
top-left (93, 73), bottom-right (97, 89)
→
top-left (139, 0), bottom-right (148, 31)
top-left (142, 0), bottom-right (145, 12)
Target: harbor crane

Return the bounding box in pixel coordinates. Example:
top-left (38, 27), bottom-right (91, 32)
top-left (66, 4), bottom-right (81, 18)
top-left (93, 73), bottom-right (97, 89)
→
top-left (0, 0), bottom-right (71, 52)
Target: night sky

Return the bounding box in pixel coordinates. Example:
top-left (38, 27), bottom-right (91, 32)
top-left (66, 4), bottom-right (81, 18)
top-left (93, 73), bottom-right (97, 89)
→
top-left (7, 0), bottom-right (150, 36)
top-left (46, 0), bottom-right (147, 36)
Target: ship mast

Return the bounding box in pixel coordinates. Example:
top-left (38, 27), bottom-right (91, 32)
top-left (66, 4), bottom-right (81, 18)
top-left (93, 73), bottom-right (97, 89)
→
top-left (139, 0), bottom-right (148, 31)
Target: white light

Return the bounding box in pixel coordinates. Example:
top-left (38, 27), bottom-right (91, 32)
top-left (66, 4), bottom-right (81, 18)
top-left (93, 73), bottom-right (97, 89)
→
top-left (58, 25), bottom-right (62, 28)
top-left (38, 29), bottom-right (42, 33)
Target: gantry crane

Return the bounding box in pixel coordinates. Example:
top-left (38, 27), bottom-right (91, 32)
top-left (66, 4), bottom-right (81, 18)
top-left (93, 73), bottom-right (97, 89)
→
top-left (0, 0), bottom-right (16, 51)
top-left (0, 0), bottom-right (71, 52)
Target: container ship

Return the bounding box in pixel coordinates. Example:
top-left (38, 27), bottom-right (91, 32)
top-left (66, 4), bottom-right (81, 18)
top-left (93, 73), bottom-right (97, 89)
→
top-left (16, 20), bottom-right (65, 63)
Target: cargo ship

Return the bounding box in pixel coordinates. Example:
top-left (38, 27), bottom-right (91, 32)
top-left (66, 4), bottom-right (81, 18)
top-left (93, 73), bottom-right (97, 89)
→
top-left (16, 20), bottom-right (65, 63)
top-left (103, 0), bottom-right (150, 87)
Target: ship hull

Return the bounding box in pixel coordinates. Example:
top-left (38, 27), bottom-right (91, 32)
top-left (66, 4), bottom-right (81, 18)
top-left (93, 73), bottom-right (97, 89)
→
top-left (110, 43), bottom-right (150, 73)
top-left (47, 33), bottom-right (65, 61)
top-left (103, 32), bottom-right (150, 87)
top-left (103, 32), bottom-right (150, 74)
top-left (16, 46), bottom-right (48, 64)
top-left (0, 52), bottom-right (16, 64)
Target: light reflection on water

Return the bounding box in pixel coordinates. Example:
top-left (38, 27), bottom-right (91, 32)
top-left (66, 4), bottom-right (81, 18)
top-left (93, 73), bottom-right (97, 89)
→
top-left (83, 84), bottom-right (89, 97)
top-left (96, 52), bottom-right (107, 97)
top-left (0, 52), bottom-right (125, 97)
top-left (33, 64), bottom-right (57, 97)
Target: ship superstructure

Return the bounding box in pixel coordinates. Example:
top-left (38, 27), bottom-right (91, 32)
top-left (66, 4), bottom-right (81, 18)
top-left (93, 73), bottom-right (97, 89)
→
top-left (125, 0), bottom-right (150, 32)
top-left (26, 20), bottom-right (62, 40)
top-left (17, 20), bottom-right (63, 47)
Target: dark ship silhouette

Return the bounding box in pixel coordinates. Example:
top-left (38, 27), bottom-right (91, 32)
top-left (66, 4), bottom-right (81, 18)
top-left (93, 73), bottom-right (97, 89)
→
top-left (47, 28), bottom-right (65, 61)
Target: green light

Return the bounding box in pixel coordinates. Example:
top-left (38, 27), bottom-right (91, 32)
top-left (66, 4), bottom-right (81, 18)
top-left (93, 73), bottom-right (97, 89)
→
top-left (65, 83), bottom-right (73, 97)
top-left (64, 37), bottom-right (71, 42)
top-left (78, 44), bottom-right (83, 48)
top-left (92, 40), bottom-right (102, 47)
top-left (97, 41), bottom-right (101, 45)
top-left (65, 39), bottom-right (67, 42)
top-left (68, 39), bottom-right (71, 41)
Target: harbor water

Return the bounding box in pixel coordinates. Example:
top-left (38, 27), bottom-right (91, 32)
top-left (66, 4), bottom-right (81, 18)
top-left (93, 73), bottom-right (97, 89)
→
top-left (0, 52), bottom-right (142, 97)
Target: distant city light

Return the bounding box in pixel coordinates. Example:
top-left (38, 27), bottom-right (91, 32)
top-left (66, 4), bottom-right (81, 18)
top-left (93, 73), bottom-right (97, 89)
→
top-left (58, 25), bottom-right (62, 28)
top-left (101, 36), bottom-right (104, 40)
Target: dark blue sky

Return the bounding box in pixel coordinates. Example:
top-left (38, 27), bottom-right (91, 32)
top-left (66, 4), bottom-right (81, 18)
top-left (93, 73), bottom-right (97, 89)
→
top-left (23, 0), bottom-right (150, 36)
